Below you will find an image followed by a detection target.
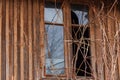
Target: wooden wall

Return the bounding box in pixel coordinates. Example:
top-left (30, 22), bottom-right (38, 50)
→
top-left (0, 0), bottom-right (43, 80)
top-left (0, 0), bottom-right (120, 80)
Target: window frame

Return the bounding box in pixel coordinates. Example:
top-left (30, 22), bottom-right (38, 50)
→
top-left (70, 4), bottom-right (92, 77)
top-left (43, 0), bottom-right (67, 77)
top-left (40, 0), bottom-right (96, 79)
top-left (69, 3), bottom-right (96, 79)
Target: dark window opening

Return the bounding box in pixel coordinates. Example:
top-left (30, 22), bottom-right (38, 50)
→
top-left (71, 10), bottom-right (91, 76)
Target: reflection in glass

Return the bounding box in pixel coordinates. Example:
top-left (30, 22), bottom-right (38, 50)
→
top-left (45, 25), bottom-right (64, 75)
top-left (73, 11), bottom-right (88, 25)
top-left (71, 5), bottom-right (88, 25)
top-left (45, 8), bottom-right (63, 23)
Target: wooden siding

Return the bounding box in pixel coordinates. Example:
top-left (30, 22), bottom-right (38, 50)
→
top-left (0, 0), bottom-right (120, 80)
top-left (0, 0), bottom-right (42, 80)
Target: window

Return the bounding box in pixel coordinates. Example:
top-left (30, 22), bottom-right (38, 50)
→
top-left (44, 1), bottom-right (65, 75)
top-left (71, 4), bottom-right (92, 77)
top-left (43, 1), bottom-right (93, 79)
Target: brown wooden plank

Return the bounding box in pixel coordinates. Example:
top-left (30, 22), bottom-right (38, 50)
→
top-left (45, 22), bottom-right (63, 26)
top-left (23, 1), bottom-right (29, 80)
top-left (63, 1), bottom-right (70, 79)
top-left (6, 1), bottom-right (10, 80)
top-left (20, 0), bottom-right (24, 80)
top-left (17, 1), bottom-right (20, 80)
top-left (28, 0), bottom-right (33, 80)
top-left (106, 11), bottom-right (115, 80)
top-left (0, 0), bottom-right (2, 80)
top-left (1, 0), bottom-right (6, 79)
top-left (33, 0), bottom-right (39, 79)
top-left (93, 8), bottom-right (104, 80)
top-left (114, 9), bottom-right (120, 80)
top-left (36, 0), bottom-right (40, 79)
top-left (9, 0), bottom-right (14, 79)
top-left (116, 10), bottom-right (120, 79)
top-left (33, 1), bottom-right (37, 79)
top-left (89, 7), bottom-right (97, 79)
top-left (40, 0), bottom-right (45, 78)
top-left (14, 0), bottom-right (18, 80)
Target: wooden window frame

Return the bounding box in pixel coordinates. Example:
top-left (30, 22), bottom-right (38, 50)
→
top-left (40, 0), bottom-right (96, 79)
top-left (42, 0), bottom-right (67, 78)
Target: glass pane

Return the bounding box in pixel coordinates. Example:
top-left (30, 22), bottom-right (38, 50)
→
top-left (71, 5), bottom-right (88, 25)
top-left (45, 24), bottom-right (64, 75)
top-left (45, 2), bottom-right (63, 24)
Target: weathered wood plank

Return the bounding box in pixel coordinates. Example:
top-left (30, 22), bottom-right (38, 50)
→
top-left (0, 0), bottom-right (2, 80)
top-left (1, 0), bottom-right (6, 79)
top-left (63, 1), bottom-right (69, 79)
top-left (20, 0), bottom-right (24, 80)
top-left (115, 9), bottom-right (120, 80)
top-left (106, 11), bottom-right (115, 80)
top-left (33, 0), bottom-right (39, 79)
top-left (24, 1), bottom-right (29, 80)
top-left (14, 0), bottom-right (18, 80)
top-left (17, 1), bottom-right (20, 80)
top-left (40, 0), bottom-right (45, 78)
top-left (36, 0), bottom-right (40, 79)
top-left (9, 0), bottom-right (14, 79)
top-left (6, 1), bottom-right (10, 80)
top-left (28, 0), bottom-right (33, 80)
top-left (93, 9), bottom-right (104, 80)
top-left (89, 7), bottom-right (97, 79)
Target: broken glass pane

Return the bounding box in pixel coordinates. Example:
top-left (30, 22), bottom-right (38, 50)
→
top-left (45, 25), bottom-right (64, 75)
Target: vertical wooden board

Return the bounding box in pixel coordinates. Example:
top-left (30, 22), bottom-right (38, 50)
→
top-left (6, 1), bottom-right (9, 80)
top-left (106, 12), bottom-right (115, 80)
top-left (115, 9), bottom-right (120, 79)
top-left (89, 8), bottom-right (97, 79)
top-left (1, 0), bottom-right (6, 80)
top-left (17, 1), bottom-right (21, 80)
top-left (62, 1), bottom-right (70, 78)
top-left (94, 11), bottom-right (104, 80)
top-left (28, 0), bottom-right (33, 80)
top-left (31, 1), bottom-right (34, 79)
top-left (40, 0), bottom-right (45, 78)
top-left (36, 0), bottom-right (40, 79)
top-left (9, 0), bottom-right (14, 79)
top-left (23, 1), bottom-right (29, 80)
top-left (20, 0), bottom-right (24, 80)
top-left (0, 0), bottom-right (2, 80)
top-left (33, 0), bottom-right (37, 79)
top-left (116, 11), bottom-right (120, 79)
top-left (14, 0), bottom-right (18, 80)
top-left (118, 23), bottom-right (120, 79)
top-left (37, 0), bottom-right (41, 79)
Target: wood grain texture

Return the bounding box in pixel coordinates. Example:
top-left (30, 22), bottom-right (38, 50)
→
top-left (14, 0), bottom-right (18, 80)
top-left (20, 0), bottom-right (24, 80)
top-left (0, 0), bottom-right (2, 80)
top-left (0, 0), bottom-right (119, 80)
top-left (6, 1), bottom-right (9, 80)
top-left (28, 0), bottom-right (33, 79)
top-left (40, 0), bottom-right (45, 78)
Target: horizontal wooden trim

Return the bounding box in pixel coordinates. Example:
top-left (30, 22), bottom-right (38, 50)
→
top-left (75, 76), bottom-right (94, 80)
top-left (45, 0), bottom-right (89, 5)
top-left (71, 24), bottom-right (88, 27)
top-left (45, 22), bottom-right (64, 26)
top-left (44, 66), bottom-right (66, 77)
top-left (45, 22), bottom-right (89, 27)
